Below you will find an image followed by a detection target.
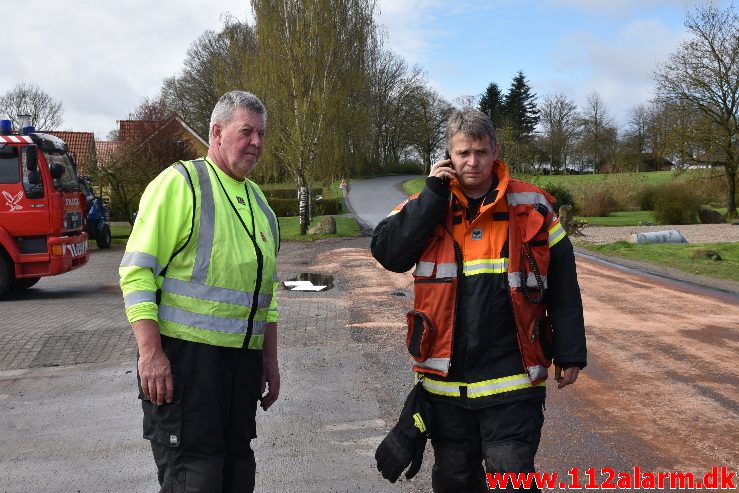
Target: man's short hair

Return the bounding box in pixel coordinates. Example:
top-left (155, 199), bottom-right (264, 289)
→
top-left (445, 109), bottom-right (497, 150)
top-left (209, 91), bottom-right (267, 142)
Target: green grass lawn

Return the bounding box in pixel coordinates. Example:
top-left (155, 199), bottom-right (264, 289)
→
top-left (522, 171), bottom-right (675, 188)
top-left (575, 210), bottom-right (654, 226)
top-left (578, 241), bottom-right (739, 282)
top-left (110, 224), bottom-right (132, 246)
top-left (278, 216), bottom-right (360, 241)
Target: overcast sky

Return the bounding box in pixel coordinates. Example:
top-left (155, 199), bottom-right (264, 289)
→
top-left (2, 0), bottom-right (726, 140)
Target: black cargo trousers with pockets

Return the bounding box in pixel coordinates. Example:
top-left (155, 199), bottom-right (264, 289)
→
top-left (139, 334), bottom-right (263, 493)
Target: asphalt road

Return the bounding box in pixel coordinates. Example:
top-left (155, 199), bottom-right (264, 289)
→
top-left (1, 175), bottom-right (737, 492)
top-left (345, 175), bottom-right (417, 230)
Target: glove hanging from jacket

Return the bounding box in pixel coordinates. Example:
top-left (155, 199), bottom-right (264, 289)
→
top-left (375, 382), bottom-right (433, 483)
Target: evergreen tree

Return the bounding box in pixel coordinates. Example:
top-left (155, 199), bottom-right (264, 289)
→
top-left (503, 71), bottom-right (539, 140)
top-left (478, 82), bottom-right (505, 129)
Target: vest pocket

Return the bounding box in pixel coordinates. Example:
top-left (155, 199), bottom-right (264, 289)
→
top-left (406, 310), bottom-right (435, 360)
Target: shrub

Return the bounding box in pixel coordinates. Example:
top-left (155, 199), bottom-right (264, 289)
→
top-left (268, 198), bottom-right (299, 217)
top-left (652, 183), bottom-right (701, 225)
top-left (542, 183), bottom-right (576, 211)
top-left (636, 185), bottom-right (658, 211)
top-left (577, 189), bottom-right (620, 217)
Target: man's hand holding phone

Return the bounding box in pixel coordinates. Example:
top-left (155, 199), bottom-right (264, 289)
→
top-left (429, 157), bottom-right (456, 184)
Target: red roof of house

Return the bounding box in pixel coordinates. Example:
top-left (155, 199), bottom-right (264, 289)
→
top-left (95, 140), bottom-right (120, 169)
top-left (45, 131), bottom-right (96, 173)
top-left (117, 115), bottom-right (207, 148)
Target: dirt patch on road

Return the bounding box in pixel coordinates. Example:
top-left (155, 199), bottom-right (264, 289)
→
top-left (281, 237), bottom-right (739, 478)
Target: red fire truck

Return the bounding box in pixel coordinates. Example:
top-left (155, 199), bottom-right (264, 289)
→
top-left (0, 119), bottom-right (89, 296)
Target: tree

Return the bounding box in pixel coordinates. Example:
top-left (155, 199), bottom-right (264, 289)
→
top-left (102, 96), bottom-right (198, 223)
top-left (364, 48), bottom-right (427, 172)
top-left (161, 18), bottom-right (258, 139)
top-left (408, 88), bottom-right (454, 174)
top-left (250, 0), bottom-right (376, 234)
top-left (503, 71), bottom-right (539, 141)
top-left (0, 82), bottom-right (64, 130)
top-left (578, 92), bottom-right (616, 171)
top-left (654, 2), bottom-right (739, 219)
top-left (539, 93), bottom-right (580, 173)
top-left (479, 82), bottom-right (505, 129)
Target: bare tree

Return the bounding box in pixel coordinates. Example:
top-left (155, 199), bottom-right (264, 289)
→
top-left (0, 82), bottom-right (64, 130)
top-left (578, 92), bottom-right (616, 172)
top-left (654, 2), bottom-right (739, 218)
top-left (539, 93), bottom-right (580, 173)
top-left (408, 87), bottom-right (454, 174)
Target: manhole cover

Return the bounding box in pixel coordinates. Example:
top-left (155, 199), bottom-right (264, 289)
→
top-left (283, 273), bottom-right (335, 292)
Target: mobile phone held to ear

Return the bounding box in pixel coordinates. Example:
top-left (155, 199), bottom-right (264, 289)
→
top-left (444, 150), bottom-right (451, 160)
top-left (442, 150), bottom-right (451, 184)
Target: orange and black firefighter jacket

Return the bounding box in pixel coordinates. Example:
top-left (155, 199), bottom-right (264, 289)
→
top-left (371, 160), bottom-right (586, 409)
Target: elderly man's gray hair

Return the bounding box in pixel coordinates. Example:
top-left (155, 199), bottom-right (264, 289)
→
top-left (209, 91), bottom-right (267, 142)
top-left (445, 109), bottom-right (497, 150)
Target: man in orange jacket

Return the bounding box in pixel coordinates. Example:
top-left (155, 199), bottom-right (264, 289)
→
top-left (371, 108), bottom-right (586, 492)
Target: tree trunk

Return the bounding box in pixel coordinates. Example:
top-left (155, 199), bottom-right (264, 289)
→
top-left (726, 164), bottom-right (738, 220)
top-left (298, 174), bottom-right (309, 235)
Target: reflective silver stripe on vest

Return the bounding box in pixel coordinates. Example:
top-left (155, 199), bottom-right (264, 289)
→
top-left (159, 304), bottom-right (268, 335)
top-left (161, 277), bottom-right (272, 309)
top-left (413, 262), bottom-right (457, 278)
top-left (526, 365), bottom-right (548, 382)
top-left (414, 261), bottom-right (434, 277)
top-left (463, 258), bottom-right (509, 275)
top-left (467, 374), bottom-right (533, 398)
top-left (420, 372), bottom-right (542, 399)
top-left (249, 183), bottom-right (279, 254)
top-left (192, 160), bottom-right (215, 284)
top-left (174, 163), bottom-right (193, 189)
top-left (124, 290), bottom-right (157, 308)
top-left (436, 263), bottom-right (457, 278)
top-left (508, 272), bottom-right (548, 289)
top-left (506, 192), bottom-right (553, 212)
top-left (420, 377), bottom-right (460, 397)
top-left (414, 357), bottom-right (451, 373)
top-left (120, 251), bottom-right (165, 276)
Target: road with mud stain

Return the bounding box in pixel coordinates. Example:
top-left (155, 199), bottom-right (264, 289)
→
top-left (297, 238), bottom-right (739, 491)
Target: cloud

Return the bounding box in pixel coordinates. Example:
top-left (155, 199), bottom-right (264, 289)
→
top-left (375, 0), bottom-right (444, 62)
top-left (546, 17), bottom-right (690, 123)
top-left (1, 0), bottom-right (249, 138)
top-left (550, 0), bottom-right (709, 16)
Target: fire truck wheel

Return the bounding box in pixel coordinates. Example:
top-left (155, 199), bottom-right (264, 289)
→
top-left (13, 277), bottom-right (40, 290)
top-left (0, 254), bottom-right (12, 296)
top-left (97, 224), bottom-right (112, 249)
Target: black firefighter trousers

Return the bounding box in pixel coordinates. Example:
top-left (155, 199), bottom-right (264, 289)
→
top-left (430, 399), bottom-right (545, 493)
top-left (139, 335), bottom-right (263, 493)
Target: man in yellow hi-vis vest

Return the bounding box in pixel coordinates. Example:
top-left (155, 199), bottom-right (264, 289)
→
top-left (120, 91), bottom-right (280, 492)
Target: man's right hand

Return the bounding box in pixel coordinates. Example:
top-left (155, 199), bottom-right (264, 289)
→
top-left (428, 158), bottom-right (456, 182)
top-left (132, 319), bottom-right (173, 405)
top-left (138, 348), bottom-right (174, 405)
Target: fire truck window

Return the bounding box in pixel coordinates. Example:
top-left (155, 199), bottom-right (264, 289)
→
top-left (0, 146), bottom-right (20, 184)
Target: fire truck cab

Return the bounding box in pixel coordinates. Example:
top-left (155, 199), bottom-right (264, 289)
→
top-left (0, 119), bottom-right (89, 296)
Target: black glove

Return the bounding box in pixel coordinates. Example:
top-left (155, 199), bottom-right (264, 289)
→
top-left (375, 383), bottom-right (433, 483)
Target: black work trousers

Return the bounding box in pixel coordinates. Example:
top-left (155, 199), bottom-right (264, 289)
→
top-left (139, 335), bottom-right (263, 493)
top-left (429, 399), bottom-right (545, 493)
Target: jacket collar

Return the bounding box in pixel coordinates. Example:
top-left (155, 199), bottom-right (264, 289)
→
top-left (449, 159), bottom-right (510, 213)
